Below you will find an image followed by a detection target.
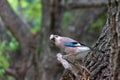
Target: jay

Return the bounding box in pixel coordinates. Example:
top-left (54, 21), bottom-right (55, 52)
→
top-left (50, 34), bottom-right (92, 56)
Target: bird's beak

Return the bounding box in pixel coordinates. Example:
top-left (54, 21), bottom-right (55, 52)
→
top-left (50, 34), bottom-right (54, 40)
top-left (50, 34), bottom-right (55, 42)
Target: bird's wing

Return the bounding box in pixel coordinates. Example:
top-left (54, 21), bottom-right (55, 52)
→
top-left (64, 42), bottom-right (92, 49)
top-left (64, 42), bottom-right (81, 47)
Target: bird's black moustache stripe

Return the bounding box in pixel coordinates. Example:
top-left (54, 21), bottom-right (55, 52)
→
top-left (51, 37), bottom-right (55, 42)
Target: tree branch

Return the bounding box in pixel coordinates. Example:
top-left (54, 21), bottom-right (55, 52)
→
top-left (0, 19), bottom-right (7, 40)
top-left (0, 0), bottom-right (31, 43)
top-left (5, 68), bottom-right (17, 78)
top-left (57, 53), bottom-right (90, 80)
top-left (63, 1), bottom-right (107, 11)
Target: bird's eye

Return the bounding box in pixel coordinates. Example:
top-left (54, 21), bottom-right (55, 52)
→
top-left (55, 35), bottom-right (58, 38)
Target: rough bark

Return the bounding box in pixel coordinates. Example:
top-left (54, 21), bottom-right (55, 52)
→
top-left (85, 0), bottom-right (119, 80)
top-left (108, 0), bottom-right (120, 79)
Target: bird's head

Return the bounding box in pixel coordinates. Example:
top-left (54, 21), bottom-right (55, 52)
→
top-left (50, 34), bottom-right (61, 45)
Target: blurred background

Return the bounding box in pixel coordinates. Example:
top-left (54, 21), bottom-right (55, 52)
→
top-left (0, 0), bottom-right (107, 80)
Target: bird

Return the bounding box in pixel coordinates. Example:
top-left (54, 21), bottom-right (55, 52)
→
top-left (49, 34), bottom-right (92, 56)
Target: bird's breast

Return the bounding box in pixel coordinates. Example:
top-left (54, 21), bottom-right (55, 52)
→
top-left (64, 47), bottom-right (77, 54)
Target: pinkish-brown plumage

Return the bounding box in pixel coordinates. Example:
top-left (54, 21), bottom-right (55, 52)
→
top-left (50, 34), bottom-right (90, 55)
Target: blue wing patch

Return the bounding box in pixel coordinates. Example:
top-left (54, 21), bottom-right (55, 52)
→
top-left (64, 42), bottom-right (79, 47)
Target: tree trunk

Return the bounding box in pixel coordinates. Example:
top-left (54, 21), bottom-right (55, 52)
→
top-left (38, 0), bottom-right (64, 80)
top-left (85, 0), bottom-right (120, 80)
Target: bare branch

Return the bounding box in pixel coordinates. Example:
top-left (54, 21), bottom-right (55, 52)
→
top-left (57, 53), bottom-right (72, 69)
top-left (57, 53), bottom-right (90, 80)
top-left (63, 1), bottom-right (107, 11)
top-left (0, 0), bottom-right (32, 43)
top-left (5, 68), bottom-right (17, 78)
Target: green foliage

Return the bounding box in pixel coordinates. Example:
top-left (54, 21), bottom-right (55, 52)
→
top-left (21, 0), bottom-right (41, 32)
top-left (30, 26), bottom-right (41, 34)
top-left (63, 12), bottom-right (72, 28)
top-left (0, 32), bottom-right (18, 79)
top-left (90, 13), bottom-right (107, 32)
top-left (8, 0), bottom-right (41, 33)
top-left (7, 30), bottom-right (19, 51)
top-left (8, 0), bottom-right (18, 12)
top-left (7, 76), bottom-right (15, 80)
top-left (9, 39), bottom-right (19, 51)
top-left (0, 30), bottom-right (19, 78)
top-left (0, 41), bottom-right (10, 77)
